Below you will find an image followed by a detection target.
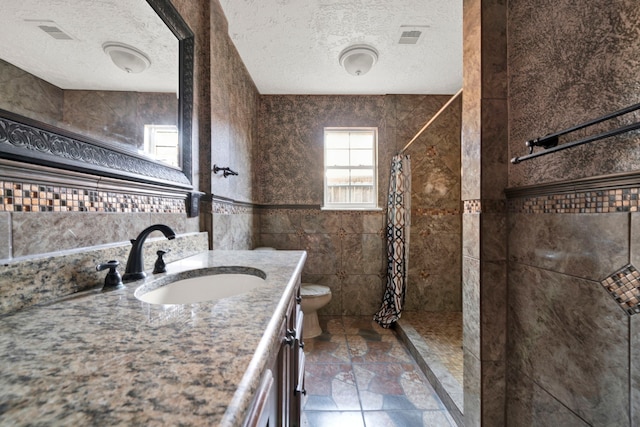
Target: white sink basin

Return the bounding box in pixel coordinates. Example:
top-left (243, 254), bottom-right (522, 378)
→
top-left (135, 267), bottom-right (266, 305)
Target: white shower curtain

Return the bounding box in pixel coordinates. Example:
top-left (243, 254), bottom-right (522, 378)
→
top-left (374, 153), bottom-right (411, 328)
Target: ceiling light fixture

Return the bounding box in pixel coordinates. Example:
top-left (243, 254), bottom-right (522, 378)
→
top-left (339, 45), bottom-right (378, 76)
top-left (103, 42), bottom-right (151, 74)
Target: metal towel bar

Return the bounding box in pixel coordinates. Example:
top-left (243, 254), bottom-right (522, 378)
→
top-left (512, 102), bottom-right (640, 164)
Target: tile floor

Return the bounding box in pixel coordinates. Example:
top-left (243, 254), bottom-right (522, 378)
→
top-left (395, 312), bottom-right (464, 425)
top-left (400, 312), bottom-right (463, 385)
top-left (301, 315), bottom-right (456, 427)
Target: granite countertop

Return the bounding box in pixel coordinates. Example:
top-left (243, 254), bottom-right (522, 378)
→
top-left (0, 250), bottom-right (307, 426)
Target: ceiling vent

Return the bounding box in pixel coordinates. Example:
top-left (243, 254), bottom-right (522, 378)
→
top-left (26, 20), bottom-right (74, 40)
top-left (399, 30), bottom-right (422, 45)
top-left (38, 25), bottom-right (73, 40)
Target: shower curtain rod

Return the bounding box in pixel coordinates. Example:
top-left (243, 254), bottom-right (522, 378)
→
top-left (399, 88), bottom-right (463, 154)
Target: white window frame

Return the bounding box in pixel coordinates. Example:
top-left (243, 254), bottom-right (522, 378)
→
top-left (323, 127), bottom-right (379, 210)
top-left (143, 124), bottom-right (180, 168)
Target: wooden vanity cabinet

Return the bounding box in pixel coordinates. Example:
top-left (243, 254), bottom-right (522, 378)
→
top-left (244, 279), bottom-right (304, 427)
top-left (278, 280), bottom-right (304, 427)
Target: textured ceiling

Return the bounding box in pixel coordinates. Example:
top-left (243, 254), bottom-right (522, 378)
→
top-left (1, 0), bottom-right (177, 93)
top-left (2, 1), bottom-right (462, 96)
top-left (218, 0), bottom-right (462, 95)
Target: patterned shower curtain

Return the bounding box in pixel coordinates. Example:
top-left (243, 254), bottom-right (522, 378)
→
top-left (374, 153), bottom-right (411, 328)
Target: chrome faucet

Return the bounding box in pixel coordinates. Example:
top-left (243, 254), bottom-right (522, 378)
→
top-left (122, 224), bottom-right (176, 282)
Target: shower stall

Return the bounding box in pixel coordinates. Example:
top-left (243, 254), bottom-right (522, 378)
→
top-left (376, 90), bottom-right (464, 426)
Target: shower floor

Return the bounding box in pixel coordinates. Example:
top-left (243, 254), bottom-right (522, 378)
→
top-left (395, 311), bottom-right (463, 426)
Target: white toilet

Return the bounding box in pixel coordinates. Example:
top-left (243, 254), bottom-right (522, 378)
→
top-left (300, 283), bottom-right (332, 339)
top-left (254, 247), bottom-right (332, 338)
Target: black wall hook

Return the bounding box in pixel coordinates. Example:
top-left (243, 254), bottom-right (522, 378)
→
top-left (213, 164), bottom-right (239, 178)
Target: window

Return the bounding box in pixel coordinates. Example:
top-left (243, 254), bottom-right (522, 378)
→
top-left (144, 124), bottom-right (180, 167)
top-left (324, 127), bottom-right (378, 209)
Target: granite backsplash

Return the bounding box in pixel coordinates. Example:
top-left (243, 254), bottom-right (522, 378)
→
top-left (0, 231), bottom-right (208, 315)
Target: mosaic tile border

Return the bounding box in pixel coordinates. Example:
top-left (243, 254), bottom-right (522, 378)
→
top-left (413, 208), bottom-right (460, 217)
top-left (0, 181), bottom-right (185, 213)
top-left (464, 200), bottom-right (481, 214)
top-left (463, 199), bottom-right (506, 214)
top-left (509, 188), bottom-right (640, 214)
top-left (601, 264), bottom-right (640, 315)
top-left (210, 199), bottom-right (254, 214)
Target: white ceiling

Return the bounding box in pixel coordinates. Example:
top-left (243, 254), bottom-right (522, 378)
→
top-left (1, 0), bottom-right (177, 93)
top-left (218, 0), bottom-right (462, 95)
top-left (1, 1), bottom-right (462, 96)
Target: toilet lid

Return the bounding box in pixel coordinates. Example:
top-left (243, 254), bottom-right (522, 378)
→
top-left (301, 284), bottom-right (331, 297)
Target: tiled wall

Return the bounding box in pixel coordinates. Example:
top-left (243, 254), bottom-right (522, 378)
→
top-left (63, 90), bottom-right (177, 150)
top-left (0, 59), bottom-right (63, 126)
top-left (0, 209), bottom-right (198, 261)
top-left (505, 0), bottom-right (640, 425)
top-left (203, 0), bottom-right (260, 250)
top-left (507, 196), bottom-right (635, 426)
top-left (401, 96), bottom-right (462, 313)
top-left (211, 200), bottom-right (258, 250)
top-left (508, 0), bottom-right (640, 188)
top-left (461, 0), bottom-right (509, 424)
top-left (256, 95), bottom-right (461, 315)
top-left (258, 208), bottom-right (385, 315)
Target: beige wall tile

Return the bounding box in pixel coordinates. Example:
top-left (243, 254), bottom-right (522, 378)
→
top-left (509, 213), bottom-right (629, 280)
top-left (508, 263), bottom-right (629, 425)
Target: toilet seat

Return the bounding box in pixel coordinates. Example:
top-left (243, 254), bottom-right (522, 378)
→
top-left (301, 284), bottom-right (331, 297)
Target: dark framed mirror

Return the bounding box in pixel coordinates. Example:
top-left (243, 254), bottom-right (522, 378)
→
top-left (0, 0), bottom-right (194, 190)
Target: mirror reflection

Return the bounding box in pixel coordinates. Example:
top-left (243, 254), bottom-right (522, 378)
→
top-left (0, 0), bottom-right (180, 167)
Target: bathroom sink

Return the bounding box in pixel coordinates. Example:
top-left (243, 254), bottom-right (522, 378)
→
top-left (135, 266), bottom-right (266, 305)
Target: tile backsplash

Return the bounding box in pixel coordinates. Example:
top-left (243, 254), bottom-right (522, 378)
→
top-left (0, 231), bottom-right (208, 316)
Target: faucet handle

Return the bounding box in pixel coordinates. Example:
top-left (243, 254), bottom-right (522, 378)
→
top-left (96, 260), bottom-right (124, 291)
top-left (152, 249), bottom-right (171, 274)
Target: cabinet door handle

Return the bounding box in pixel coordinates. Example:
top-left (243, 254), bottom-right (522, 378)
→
top-left (294, 312), bottom-right (304, 341)
top-left (283, 334), bottom-right (294, 347)
top-left (284, 326), bottom-right (299, 347)
top-left (295, 349), bottom-right (306, 396)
